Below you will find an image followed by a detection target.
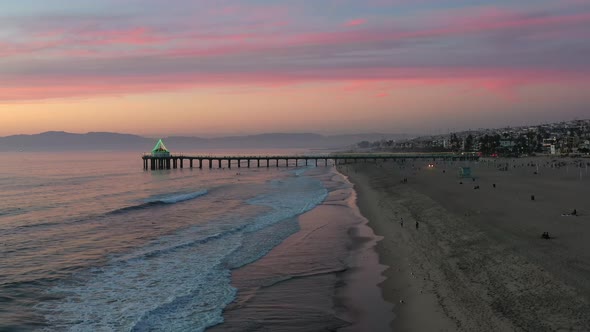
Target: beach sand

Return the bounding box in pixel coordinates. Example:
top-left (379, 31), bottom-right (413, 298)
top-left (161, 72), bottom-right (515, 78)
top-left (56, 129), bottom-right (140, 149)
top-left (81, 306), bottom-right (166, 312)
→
top-left (339, 158), bottom-right (590, 331)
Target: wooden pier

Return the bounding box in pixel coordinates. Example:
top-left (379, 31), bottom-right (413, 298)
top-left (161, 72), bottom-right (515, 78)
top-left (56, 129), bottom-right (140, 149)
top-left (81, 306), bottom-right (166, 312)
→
top-left (142, 153), bottom-right (479, 171)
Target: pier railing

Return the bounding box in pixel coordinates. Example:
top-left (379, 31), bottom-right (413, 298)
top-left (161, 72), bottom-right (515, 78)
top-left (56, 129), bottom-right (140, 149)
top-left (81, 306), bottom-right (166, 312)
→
top-left (141, 153), bottom-right (479, 170)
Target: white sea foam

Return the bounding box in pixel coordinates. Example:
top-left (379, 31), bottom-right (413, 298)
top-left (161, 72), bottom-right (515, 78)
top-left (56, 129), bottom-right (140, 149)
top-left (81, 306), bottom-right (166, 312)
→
top-left (39, 171), bottom-right (328, 331)
top-left (146, 189), bottom-right (208, 204)
top-left (246, 176), bottom-right (327, 233)
top-left (293, 166), bottom-right (313, 177)
top-left (40, 233), bottom-right (241, 332)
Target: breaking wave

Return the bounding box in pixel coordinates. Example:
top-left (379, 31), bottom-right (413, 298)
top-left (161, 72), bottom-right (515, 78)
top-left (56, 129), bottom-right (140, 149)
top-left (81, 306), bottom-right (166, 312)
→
top-left (108, 190), bottom-right (209, 215)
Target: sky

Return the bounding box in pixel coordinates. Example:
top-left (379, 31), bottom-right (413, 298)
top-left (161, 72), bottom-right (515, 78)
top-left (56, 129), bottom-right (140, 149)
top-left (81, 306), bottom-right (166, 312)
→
top-left (1, 0), bottom-right (589, 136)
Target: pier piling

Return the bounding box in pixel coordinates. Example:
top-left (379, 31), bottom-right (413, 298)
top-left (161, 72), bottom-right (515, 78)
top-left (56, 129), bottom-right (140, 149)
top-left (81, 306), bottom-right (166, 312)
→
top-left (142, 154), bottom-right (479, 171)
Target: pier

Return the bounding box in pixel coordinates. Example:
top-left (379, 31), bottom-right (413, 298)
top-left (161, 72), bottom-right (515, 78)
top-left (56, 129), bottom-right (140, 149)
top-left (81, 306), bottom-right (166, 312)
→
top-left (142, 153), bottom-right (479, 171)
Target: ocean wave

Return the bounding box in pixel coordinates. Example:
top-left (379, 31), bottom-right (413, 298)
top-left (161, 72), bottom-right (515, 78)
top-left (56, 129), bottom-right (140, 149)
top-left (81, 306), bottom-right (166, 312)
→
top-left (292, 165), bottom-right (316, 177)
top-left (259, 267), bottom-right (349, 289)
top-left (225, 176), bottom-right (328, 269)
top-left (4, 190), bottom-right (210, 233)
top-left (38, 233), bottom-right (243, 332)
top-left (0, 207), bottom-right (27, 217)
top-left (108, 190), bottom-right (208, 215)
top-left (146, 190), bottom-right (209, 204)
top-left (115, 223), bottom-right (249, 263)
top-left (37, 174), bottom-right (328, 331)
top-left (130, 269), bottom-right (236, 332)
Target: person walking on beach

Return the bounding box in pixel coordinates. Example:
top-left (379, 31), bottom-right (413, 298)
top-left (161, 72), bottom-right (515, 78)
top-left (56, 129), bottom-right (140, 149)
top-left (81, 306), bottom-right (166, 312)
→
top-left (415, 221), bottom-right (419, 230)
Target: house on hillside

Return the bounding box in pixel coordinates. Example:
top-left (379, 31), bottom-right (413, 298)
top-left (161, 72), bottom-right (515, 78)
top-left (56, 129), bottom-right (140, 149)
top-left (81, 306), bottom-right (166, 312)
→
top-left (499, 139), bottom-right (516, 149)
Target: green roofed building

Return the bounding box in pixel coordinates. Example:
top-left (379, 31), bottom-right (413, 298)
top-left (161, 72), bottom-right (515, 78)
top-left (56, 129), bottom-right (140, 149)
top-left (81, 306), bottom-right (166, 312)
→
top-left (151, 139), bottom-right (171, 157)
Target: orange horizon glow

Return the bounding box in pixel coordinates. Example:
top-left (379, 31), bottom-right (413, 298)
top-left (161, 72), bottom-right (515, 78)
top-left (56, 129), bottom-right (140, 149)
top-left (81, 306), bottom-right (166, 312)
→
top-left (3, 82), bottom-right (589, 137)
top-left (2, 0), bottom-right (589, 136)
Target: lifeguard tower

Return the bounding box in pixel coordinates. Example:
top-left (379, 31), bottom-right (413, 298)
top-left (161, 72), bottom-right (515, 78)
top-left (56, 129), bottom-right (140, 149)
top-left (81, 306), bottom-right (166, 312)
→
top-left (151, 139), bottom-right (171, 157)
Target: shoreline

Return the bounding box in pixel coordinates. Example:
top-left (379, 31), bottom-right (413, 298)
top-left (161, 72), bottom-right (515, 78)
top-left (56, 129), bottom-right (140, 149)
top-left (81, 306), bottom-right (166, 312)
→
top-left (338, 157), bottom-right (590, 331)
top-left (210, 166), bottom-right (392, 331)
top-left (338, 164), bottom-right (460, 331)
top-left (335, 169), bottom-right (393, 332)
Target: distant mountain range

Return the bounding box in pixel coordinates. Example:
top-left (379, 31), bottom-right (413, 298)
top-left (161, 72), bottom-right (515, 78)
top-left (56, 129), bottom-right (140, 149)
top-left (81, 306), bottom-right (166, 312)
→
top-left (0, 131), bottom-right (412, 152)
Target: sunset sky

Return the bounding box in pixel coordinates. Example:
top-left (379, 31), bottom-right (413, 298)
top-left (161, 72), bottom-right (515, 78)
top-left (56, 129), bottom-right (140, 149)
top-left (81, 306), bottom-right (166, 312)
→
top-left (1, 0), bottom-right (589, 136)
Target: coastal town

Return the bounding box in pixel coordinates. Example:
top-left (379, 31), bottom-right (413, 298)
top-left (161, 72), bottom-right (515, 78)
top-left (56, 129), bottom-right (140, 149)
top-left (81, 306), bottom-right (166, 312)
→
top-left (358, 119), bottom-right (590, 156)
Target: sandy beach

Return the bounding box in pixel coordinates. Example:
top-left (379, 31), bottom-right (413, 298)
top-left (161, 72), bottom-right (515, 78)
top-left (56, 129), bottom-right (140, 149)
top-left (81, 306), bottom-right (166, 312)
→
top-left (339, 158), bottom-right (590, 331)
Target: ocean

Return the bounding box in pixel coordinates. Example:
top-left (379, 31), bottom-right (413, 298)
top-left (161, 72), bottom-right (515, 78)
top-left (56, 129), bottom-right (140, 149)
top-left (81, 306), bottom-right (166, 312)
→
top-left (0, 151), bottom-right (389, 331)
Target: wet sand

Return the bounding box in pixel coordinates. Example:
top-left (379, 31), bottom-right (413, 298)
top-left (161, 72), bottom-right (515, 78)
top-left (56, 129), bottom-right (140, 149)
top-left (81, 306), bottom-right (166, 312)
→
top-left (339, 158), bottom-right (590, 331)
top-left (210, 167), bottom-right (392, 331)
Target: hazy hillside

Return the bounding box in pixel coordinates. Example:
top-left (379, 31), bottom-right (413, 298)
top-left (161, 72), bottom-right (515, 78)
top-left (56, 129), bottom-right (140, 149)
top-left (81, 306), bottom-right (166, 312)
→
top-left (0, 132), bottom-right (411, 152)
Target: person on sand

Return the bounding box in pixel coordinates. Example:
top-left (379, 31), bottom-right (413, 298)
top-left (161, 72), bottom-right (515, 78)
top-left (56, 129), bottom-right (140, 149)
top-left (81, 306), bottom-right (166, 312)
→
top-left (400, 218), bottom-right (404, 227)
top-left (415, 221), bottom-right (419, 230)
top-left (572, 209), bottom-right (577, 216)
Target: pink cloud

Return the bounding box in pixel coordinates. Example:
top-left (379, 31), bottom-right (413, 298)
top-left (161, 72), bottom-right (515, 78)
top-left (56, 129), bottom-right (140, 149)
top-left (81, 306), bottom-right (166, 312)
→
top-left (76, 27), bottom-right (165, 45)
top-left (345, 19), bottom-right (366, 27)
top-left (0, 39), bottom-right (64, 57)
top-left (3, 6), bottom-right (589, 60)
top-left (205, 3), bottom-right (292, 22)
top-left (0, 26), bottom-right (166, 57)
top-left (164, 10), bottom-right (590, 59)
top-left (450, 11), bottom-right (590, 35)
top-left (1, 2), bottom-right (589, 103)
top-left (1, 67), bottom-right (587, 102)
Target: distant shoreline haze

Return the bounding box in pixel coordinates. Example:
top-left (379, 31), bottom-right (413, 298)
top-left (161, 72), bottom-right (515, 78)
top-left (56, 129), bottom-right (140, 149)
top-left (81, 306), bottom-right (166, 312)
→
top-left (0, 131), bottom-right (411, 152)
